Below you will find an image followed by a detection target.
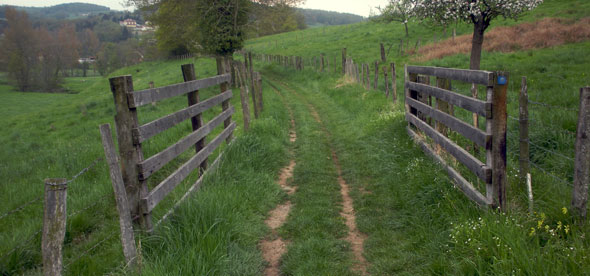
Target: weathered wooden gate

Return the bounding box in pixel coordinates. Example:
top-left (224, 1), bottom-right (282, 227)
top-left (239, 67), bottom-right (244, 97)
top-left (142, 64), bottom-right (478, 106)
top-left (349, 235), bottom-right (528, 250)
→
top-left (404, 65), bottom-right (508, 208)
top-left (108, 63), bottom-right (234, 232)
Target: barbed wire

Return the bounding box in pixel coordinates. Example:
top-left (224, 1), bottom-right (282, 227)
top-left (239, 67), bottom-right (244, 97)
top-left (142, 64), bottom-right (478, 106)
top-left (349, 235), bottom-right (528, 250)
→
top-left (68, 193), bottom-right (111, 219)
top-left (528, 99), bottom-right (579, 112)
top-left (507, 115), bottom-right (577, 136)
top-left (64, 230), bottom-right (118, 270)
top-left (67, 157), bottom-right (103, 184)
top-left (530, 162), bottom-right (573, 187)
top-left (507, 131), bottom-right (573, 187)
top-left (528, 140), bottom-right (575, 162)
top-left (0, 195), bottom-right (42, 221)
top-left (0, 157), bottom-right (104, 223)
top-left (0, 228), bottom-right (42, 262)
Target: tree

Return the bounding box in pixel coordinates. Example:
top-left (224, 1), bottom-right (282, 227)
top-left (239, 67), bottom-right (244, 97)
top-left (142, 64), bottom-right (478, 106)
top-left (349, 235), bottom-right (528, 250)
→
top-left (0, 7), bottom-right (38, 91)
top-left (413, 0), bottom-right (543, 70)
top-left (377, 0), bottom-right (415, 37)
top-left (250, 1), bottom-right (306, 36)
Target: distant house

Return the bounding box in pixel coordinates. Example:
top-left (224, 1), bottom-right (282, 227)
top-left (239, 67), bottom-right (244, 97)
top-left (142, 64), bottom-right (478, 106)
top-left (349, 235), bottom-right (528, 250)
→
top-left (119, 19), bottom-right (137, 28)
top-left (78, 57), bottom-right (96, 64)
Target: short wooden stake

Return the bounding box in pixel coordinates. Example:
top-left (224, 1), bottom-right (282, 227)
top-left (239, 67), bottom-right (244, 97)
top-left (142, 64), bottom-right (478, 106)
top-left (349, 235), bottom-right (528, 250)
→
top-left (100, 124), bottom-right (138, 269)
top-left (42, 178), bottom-right (67, 276)
top-left (572, 87), bottom-right (590, 218)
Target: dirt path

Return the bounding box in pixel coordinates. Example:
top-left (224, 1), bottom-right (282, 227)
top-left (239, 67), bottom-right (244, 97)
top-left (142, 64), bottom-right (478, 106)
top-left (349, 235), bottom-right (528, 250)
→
top-left (277, 81), bottom-right (368, 275)
top-left (260, 85), bottom-right (297, 276)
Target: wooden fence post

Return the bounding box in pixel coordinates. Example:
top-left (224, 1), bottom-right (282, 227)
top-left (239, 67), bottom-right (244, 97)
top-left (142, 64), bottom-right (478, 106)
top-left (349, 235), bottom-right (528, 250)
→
top-left (42, 178), bottom-right (67, 276)
top-left (321, 54), bottom-right (325, 72)
top-left (342, 48), bottom-right (347, 75)
top-left (255, 72), bottom-right (263, 112)
top-left (416, 75), bottom-right (431, 124)
top-left (490, 72), bottom-right (509, 210)
top-left (149, 81), bottom-right (156, 106)
top-left (384, 66), bottom-right (389, 97)
top-left (248, 52), bottom-right (259, 119)
top-left (391, 63), bottom-right (397, 103)
top-left (380, 43), bottom-right (386, 62)
top-left (519, 77), bottom-right (530, 184)
top-left (572, 87), bottom-right (590, 218)
top-left (100, 124), bottom-right (138, 269)
top-left (472, 83), bottom-right (480, 154)
top-left (374, 62), bottom-right (379, 90)
top-left (182, 64), bottom-right (206, 171)
top-left (405, 65), bottom-right (418, 128)
top-left (236, 62), bottom-right (250, 131)
top-left (365, 64), bottom-right (370, 90)
top-left (435, 77), bottom-right (451, 137)
top-left (110, 75), bottom-right (152, 231)
top-left (217, 56), bottom-right (233, 142)
top-left (361, 64), bottom-right (365, 87)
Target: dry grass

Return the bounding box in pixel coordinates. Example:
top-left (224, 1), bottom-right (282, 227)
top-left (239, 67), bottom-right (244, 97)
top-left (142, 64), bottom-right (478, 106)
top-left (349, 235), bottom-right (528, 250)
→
top-left (416, 18), bottom-right (590, 61)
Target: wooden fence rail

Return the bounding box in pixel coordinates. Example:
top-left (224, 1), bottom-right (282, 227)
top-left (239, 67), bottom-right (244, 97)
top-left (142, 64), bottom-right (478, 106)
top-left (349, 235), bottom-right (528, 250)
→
top-left (106, 63), bottom-right (235, 232)
top-left (405, 65), bottom-right (508, 209)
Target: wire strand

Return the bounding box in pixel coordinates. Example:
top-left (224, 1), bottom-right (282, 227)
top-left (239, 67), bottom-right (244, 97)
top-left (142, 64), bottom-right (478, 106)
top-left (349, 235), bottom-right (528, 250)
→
top-left (66, 157), bottom-right (103, 184)
top-left (0, 196), bottom-right (42, 221)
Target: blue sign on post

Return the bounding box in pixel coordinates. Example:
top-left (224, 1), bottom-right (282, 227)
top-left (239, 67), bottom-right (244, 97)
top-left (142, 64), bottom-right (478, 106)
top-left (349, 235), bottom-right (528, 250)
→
top-left (498, 76), bottom-right (507, 85)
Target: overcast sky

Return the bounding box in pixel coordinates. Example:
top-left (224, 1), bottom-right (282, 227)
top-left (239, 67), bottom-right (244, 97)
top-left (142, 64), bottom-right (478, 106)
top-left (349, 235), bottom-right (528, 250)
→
top-left (0, 0), bottom-right (388, 17)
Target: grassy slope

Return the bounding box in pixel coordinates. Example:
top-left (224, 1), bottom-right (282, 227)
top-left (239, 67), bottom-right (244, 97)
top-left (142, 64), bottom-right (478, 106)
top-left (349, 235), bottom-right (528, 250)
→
top-left (0, 57), bottom-right (256, 274)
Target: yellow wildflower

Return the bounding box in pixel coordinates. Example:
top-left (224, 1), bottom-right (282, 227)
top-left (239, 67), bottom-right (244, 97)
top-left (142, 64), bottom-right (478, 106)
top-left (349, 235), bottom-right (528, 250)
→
top-left (562, 207), bottom-right (568, 215)
top-left (557, 221), bottom-right (563, 230)
top-left (565, 225), bottom-right (570, 234)
top-left (529, 227), bottom-right (536, 236)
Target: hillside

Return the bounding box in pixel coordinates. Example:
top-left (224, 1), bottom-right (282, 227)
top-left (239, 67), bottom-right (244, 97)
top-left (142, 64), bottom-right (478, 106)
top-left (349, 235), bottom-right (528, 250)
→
top-left (0, 3), bottom-right (111, 20)
top-left (297, 8), bottom-right (364, 27)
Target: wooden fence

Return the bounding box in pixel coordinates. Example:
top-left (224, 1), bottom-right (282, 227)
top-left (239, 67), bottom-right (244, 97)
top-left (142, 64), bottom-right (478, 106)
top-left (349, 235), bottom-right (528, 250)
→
top-left (101, 63), bottom-right (235, 241)
top-left (404, 65), bottom-right (508, 209)
top-left (254, 47), bottom-right (398, 103)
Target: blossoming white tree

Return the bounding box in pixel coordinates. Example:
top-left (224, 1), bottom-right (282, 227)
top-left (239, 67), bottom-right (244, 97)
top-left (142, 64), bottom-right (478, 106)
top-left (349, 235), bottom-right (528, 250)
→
top-left (377, 0), bottom-right (417, 37)
top-left (414, 0), bottom-right (543, 70)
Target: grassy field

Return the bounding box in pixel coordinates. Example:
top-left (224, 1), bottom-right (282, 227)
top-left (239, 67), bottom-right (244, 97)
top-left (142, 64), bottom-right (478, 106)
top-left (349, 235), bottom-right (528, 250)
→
top-left (0, 57), bottom-right (256, 274)
top-left (1, 0), bottom-right (590, 274)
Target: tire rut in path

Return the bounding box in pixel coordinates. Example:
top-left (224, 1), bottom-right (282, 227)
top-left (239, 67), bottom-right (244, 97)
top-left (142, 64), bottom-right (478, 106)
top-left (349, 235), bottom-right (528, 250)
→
top-left (277, 80), bottom-right (368, 276)
top-left (260, 85), bottom-right (297, 276)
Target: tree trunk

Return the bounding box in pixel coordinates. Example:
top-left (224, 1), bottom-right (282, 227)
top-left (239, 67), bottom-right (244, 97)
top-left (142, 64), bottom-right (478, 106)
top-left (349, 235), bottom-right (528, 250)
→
top-left (469, 19), bottom-right (486, 70)
top-left (404, 23), bottom-right (409, 37)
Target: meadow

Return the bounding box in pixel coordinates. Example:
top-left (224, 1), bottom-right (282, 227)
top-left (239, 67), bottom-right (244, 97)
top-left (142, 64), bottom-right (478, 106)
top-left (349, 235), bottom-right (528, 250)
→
top-left (1, 0), bottom-right (590, 274)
